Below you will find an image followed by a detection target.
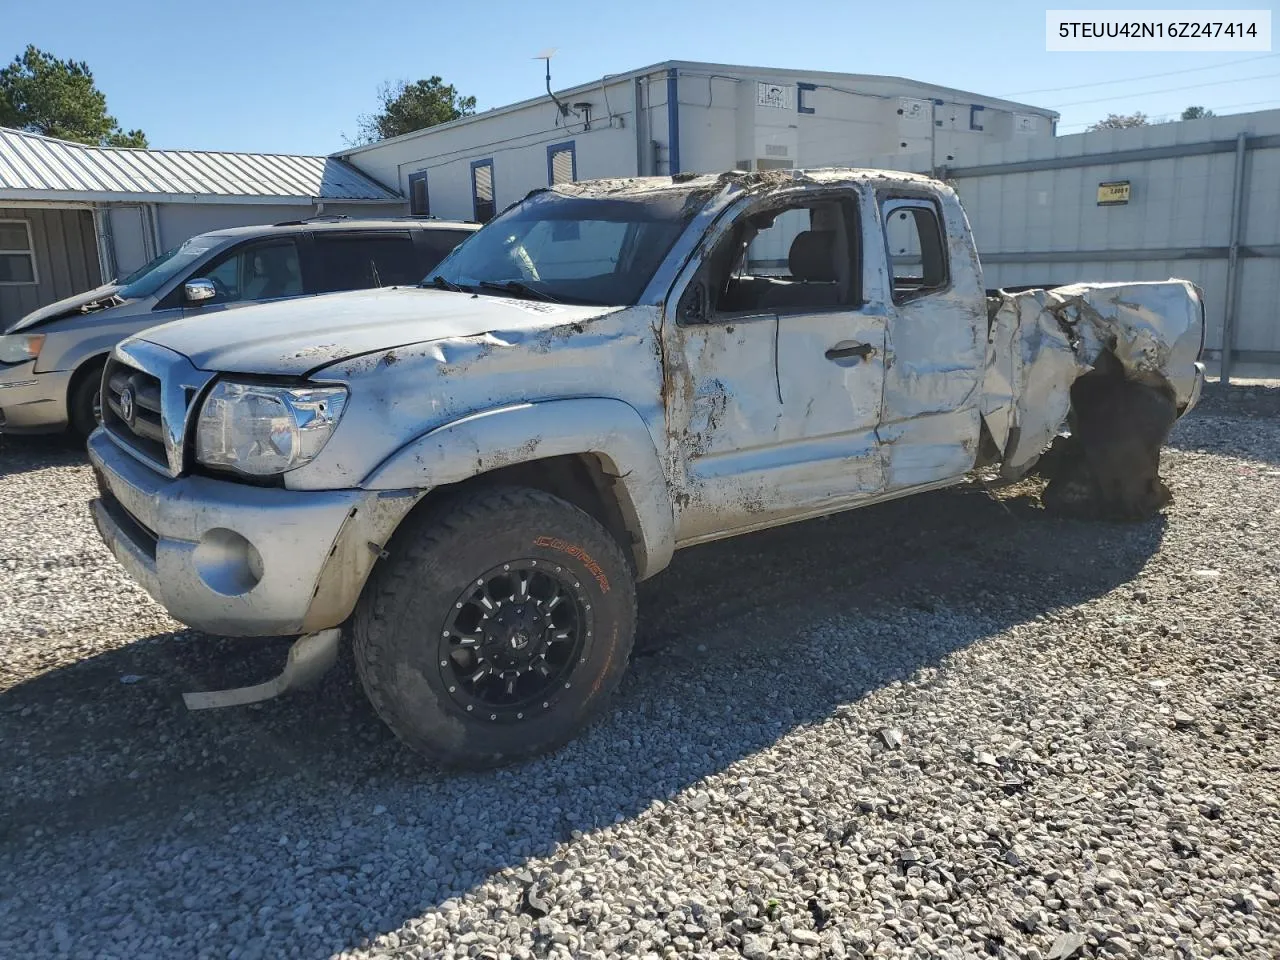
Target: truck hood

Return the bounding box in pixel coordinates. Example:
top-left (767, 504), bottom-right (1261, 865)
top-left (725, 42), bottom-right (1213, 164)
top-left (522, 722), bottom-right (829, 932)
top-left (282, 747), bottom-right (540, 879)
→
top-left (6, 282), bottom-right (129, 332)
top-left (136, 286), bottom-right (618, 376)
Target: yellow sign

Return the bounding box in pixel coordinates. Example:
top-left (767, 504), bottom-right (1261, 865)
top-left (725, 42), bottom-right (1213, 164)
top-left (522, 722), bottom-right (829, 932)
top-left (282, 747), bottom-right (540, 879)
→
top-left (1097, 180), bottom-right (1131, 205)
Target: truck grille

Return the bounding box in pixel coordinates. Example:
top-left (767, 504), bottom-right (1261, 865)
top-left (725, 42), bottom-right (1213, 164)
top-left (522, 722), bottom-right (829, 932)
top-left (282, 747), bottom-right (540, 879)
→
top-left (102, 358), bottom-right (168, 471)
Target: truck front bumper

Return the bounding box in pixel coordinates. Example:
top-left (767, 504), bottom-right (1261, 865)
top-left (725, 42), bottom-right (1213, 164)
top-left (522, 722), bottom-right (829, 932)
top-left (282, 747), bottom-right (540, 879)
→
top-left (0, 361), bottom-right (71, 433)
top-left (87, 428), bottom-right (421, 637)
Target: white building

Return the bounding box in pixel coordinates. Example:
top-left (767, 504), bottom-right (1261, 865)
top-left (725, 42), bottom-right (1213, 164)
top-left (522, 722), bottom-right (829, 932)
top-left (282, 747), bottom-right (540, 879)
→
top-left (337, 60), bottom-right (1058, 223)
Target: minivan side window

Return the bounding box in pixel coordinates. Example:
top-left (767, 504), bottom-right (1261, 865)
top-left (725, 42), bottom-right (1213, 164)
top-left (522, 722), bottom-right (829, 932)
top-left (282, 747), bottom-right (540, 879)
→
top-left (201, 239), bottom-right (303, 303)
top-left (313, 232), bottom-right (419, 291)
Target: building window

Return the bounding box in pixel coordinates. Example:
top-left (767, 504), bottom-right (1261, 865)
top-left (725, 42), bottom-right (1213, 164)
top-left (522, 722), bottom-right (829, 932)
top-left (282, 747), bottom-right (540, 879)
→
top-left (547, 141), bottom-right (577, 185)
top-left (471, 159), bottom-right (495, 223)
top-left (0, 219), bottom-right (37, 285)
top-left (408, 171), bottom-right (430, 216)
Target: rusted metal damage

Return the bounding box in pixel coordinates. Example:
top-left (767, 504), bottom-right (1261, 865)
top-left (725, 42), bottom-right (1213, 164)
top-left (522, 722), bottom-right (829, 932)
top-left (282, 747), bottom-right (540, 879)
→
top-left (982, 279), bottom-right (1205, 515)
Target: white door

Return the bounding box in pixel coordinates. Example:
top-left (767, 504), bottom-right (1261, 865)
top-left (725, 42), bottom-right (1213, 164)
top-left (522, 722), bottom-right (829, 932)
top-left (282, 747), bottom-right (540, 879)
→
top-left (876, 195), bottom-right (986, 491)
top-left (664, 190), bottom-right (885, 543)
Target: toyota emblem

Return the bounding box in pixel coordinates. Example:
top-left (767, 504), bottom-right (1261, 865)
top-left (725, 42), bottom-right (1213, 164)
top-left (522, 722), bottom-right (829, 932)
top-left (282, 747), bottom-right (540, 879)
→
top-left (119, 385), bottom-right (135, 425)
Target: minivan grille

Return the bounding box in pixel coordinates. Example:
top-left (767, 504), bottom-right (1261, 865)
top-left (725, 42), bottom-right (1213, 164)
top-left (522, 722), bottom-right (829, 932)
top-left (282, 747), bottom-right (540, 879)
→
top-left (102, 358), bottom-right (168, 471)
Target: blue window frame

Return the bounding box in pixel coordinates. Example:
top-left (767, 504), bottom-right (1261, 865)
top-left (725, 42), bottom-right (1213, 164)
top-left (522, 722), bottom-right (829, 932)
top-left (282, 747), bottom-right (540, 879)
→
top-left (470, 159), bottom-right (495, 223)
top-left (797, 82), bottom-right (816, 115)
top-left (547, 141), bottom-right (577, 185)
top-left (408, 171), bottom-right (429, 216)
top-left (969, 105), bottom-right (985, 131)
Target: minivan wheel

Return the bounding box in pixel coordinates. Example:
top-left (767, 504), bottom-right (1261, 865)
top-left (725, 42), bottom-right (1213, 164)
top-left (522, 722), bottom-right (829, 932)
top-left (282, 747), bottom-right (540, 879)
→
top-left (68, 361), bottom-right (106, 440)
top-left (353, 486), bottom-right (636, 768)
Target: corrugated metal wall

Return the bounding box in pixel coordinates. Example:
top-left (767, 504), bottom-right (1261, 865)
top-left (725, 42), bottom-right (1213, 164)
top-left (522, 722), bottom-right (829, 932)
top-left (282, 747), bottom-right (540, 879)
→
top-left (853, 109), bottom-right (1280, 372)
top-left (0, 206), bottom-right (100, 328)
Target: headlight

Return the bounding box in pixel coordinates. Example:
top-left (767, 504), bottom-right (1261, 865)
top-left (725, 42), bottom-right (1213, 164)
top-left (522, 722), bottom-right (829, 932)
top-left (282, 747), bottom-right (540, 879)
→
top-left (195, 381), bottom-right (348, 476)
top-left (0, 334), bottom-right (45, 364)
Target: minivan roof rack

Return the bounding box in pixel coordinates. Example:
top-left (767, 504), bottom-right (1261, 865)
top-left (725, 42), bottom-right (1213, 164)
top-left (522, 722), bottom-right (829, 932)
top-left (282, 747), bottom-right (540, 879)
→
top-left (271, 214), bottom-right (353, 226)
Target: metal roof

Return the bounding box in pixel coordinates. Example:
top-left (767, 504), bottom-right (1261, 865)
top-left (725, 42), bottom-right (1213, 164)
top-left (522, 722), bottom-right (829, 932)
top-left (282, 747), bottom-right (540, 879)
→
top-left (0, 127), bottom-right (401, 205)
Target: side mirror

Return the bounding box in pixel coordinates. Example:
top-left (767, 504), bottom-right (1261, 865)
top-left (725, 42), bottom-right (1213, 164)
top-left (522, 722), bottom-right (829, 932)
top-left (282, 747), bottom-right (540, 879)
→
top-left (184, 279), bottom-right (217, 303)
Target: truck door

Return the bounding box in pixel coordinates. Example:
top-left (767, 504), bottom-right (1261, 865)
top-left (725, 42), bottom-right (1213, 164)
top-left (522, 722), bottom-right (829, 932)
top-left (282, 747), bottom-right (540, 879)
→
top-left (875, 192), bottom-right (986, 492)
top-left (664, 190), bottom-right (886, 543)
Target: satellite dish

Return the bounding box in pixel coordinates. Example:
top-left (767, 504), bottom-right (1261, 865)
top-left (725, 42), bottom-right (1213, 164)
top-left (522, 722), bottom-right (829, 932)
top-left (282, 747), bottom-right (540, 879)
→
top-left (534, 48), bottom-right (558, 61)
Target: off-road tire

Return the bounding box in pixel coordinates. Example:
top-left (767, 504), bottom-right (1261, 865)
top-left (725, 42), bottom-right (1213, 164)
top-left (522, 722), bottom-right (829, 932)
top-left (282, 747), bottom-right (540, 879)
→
top-left (353, 486), bottom-right (636, 768)
top-left (68, 361), bottom-right (105, 440)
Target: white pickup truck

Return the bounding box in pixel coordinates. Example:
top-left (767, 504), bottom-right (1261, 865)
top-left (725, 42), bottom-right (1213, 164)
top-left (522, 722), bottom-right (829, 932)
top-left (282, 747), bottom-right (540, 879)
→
top-left (87, 169), bottom-right (1205, 766)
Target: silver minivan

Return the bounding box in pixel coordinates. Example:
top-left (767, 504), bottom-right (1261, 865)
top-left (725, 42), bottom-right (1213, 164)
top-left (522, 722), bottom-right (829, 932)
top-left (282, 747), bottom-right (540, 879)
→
top-left (0, 217), bottom-right (477, 437)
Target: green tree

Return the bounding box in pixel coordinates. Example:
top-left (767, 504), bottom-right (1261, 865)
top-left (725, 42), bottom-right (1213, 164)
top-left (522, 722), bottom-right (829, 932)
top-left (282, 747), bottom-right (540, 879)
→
top-left (1086, 111), bottom-right (1150, 132)
top-left (354, 76), bottom-right (476, 144)
top-left (1181, 105), bottom-right (1216, 120)
top-left (0, 45), bottom-right (146, 147)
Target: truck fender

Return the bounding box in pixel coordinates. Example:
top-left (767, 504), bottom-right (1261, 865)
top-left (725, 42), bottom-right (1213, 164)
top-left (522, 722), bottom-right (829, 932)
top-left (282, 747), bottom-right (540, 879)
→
top-left (360, 398), bottom-right (675, 579)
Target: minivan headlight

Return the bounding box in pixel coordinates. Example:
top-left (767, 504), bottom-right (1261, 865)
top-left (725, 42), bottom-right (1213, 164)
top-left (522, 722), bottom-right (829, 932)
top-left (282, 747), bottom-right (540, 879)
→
top-left (0, 334), bottom-right (45, 364)
top-left (195, 381), bottom-right (348, 476)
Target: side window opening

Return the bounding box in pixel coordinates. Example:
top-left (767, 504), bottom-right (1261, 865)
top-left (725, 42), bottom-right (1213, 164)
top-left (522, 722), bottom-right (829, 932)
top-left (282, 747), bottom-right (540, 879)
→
top-left (471, 159), bottom-right (495, 223)
top-left (880, 198), bottom-right (948, 300)
top-left (682, 196), bottom-right (861, 323)
top-left (408, 171), bottom-right (429, 216)
top-left (313, 232), bottom-right (419, 292)
top-left (200, 239), bottom-right (302, 304)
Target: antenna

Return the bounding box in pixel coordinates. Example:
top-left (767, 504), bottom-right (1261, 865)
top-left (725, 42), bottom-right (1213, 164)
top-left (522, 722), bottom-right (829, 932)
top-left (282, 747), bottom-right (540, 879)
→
top-left (534, 48), bottom-right (570, 118)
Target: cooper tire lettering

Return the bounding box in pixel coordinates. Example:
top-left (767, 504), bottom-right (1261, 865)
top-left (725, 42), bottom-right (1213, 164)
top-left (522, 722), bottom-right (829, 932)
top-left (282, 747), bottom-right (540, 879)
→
top-left (533, 535), bottom-right (611, 593)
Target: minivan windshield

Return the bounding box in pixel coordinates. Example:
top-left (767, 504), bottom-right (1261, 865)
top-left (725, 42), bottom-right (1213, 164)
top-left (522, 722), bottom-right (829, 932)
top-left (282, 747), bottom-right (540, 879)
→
top-left (426, 188), bottom-right (710, 306)
top-left (117, 237), bottom-right (222, 299)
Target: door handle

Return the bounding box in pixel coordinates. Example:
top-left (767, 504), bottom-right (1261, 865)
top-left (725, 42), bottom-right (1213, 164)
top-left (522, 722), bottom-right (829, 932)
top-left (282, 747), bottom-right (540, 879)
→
top-left (825, 341), bottom-right (875, 362)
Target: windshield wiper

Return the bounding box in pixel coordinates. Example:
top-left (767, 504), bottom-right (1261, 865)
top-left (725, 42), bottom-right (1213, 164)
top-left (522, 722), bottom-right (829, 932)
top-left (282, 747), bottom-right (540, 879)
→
top-left (425, 275), bottom-right (471, 293)
top-left (475, 280), bottom-right (561, 303)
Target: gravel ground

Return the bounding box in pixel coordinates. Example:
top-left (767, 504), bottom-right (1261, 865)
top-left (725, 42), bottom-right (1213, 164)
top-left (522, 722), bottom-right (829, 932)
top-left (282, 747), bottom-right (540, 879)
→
top-left (1, 381), bottom-right (1278, 960)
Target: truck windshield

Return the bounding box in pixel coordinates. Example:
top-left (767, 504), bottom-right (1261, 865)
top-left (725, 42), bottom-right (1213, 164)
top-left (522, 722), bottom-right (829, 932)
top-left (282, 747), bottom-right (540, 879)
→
top-left (117, 237), bottom-right (220, 299)
top-left (426, 189), bottom-right (709, 306)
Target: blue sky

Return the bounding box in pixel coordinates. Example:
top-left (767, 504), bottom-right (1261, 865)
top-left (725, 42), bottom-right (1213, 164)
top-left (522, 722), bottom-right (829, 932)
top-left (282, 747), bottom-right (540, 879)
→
top-left (7, 0), bottom-right (1279, 155)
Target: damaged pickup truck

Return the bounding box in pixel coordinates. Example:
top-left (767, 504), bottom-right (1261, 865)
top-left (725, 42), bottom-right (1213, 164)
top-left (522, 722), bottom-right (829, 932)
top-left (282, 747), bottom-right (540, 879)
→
top-left (88, 169), bottom-right (1205, 766)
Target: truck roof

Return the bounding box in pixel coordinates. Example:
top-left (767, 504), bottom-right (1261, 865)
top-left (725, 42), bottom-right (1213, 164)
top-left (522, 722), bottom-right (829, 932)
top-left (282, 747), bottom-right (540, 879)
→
top-left (544, 167), bottom-right (943, 201)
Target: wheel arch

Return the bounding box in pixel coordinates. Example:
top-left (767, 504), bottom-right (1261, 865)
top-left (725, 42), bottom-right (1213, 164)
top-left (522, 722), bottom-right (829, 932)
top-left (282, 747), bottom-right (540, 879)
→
top-left (66, 352), bottom-right (111, 433)
top-left (361, 398), bottom-right (675, 580)
top-left (67, 352), bottom-right (110, 402)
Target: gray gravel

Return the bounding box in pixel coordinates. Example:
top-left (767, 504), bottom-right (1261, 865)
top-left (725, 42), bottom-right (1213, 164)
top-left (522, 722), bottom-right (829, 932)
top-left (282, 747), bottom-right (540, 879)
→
top-left (2, 382), bottom-right (1279, 960)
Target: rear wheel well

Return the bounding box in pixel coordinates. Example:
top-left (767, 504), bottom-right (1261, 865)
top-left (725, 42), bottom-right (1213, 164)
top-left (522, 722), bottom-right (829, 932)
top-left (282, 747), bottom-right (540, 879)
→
top-left (398, 454), bottom-right (639, 574)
